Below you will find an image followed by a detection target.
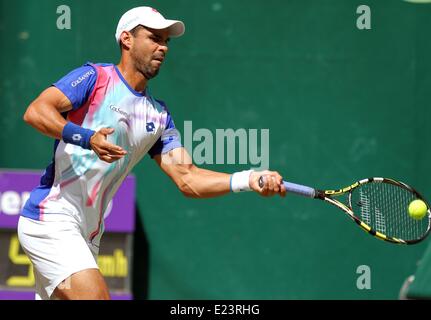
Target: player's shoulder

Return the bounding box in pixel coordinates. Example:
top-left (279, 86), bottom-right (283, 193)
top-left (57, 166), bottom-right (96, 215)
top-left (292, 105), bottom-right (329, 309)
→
top-left (61, 62), bottom-right (116, 84)
top-left (146, 89), bottom-right (170, 113)
top-left (91, 62), bottom-right (115, 69)
top-left (59, 62), bottom-right (100, 81)
top-left (69, 61), bottom-right (113, 72)
top-left (154, 98), bottom-right (168, 109)
top-left (55, 62), bottom-right (99, 90)
top-left (154, 98), bottom-right (171, 114)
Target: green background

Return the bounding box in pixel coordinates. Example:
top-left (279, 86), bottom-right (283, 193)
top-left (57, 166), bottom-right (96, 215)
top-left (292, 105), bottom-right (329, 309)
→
top-left (1, 0), bottom-right (430, 299)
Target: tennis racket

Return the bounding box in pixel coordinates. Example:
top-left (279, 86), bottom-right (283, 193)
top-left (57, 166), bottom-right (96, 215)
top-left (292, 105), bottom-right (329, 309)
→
top-left (259, 177), bottom-right (431, 244)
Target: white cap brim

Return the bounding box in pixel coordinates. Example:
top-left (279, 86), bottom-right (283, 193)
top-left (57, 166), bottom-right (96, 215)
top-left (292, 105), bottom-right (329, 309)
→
top-left (148, 19), bottom-right (185, 38)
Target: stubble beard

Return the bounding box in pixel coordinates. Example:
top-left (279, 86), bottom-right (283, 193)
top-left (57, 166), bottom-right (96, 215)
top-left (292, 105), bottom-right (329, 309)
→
top-left (131, 48), bottom-right (160, 80)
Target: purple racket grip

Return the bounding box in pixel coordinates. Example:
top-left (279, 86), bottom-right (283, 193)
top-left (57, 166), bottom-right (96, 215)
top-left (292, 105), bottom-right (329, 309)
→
top-left (283, 181), bottom-right (316, 198)
top-left (258, 176), bottom-right (316, 198)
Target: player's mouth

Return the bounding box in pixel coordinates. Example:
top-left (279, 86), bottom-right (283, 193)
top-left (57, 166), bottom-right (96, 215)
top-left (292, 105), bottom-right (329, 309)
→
top-left (153, 56), bottom-right (164, 63)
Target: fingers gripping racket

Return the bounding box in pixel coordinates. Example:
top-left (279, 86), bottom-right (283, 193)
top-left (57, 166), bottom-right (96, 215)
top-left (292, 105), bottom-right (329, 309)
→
top-left (259, 177), bottom-right (431, 245)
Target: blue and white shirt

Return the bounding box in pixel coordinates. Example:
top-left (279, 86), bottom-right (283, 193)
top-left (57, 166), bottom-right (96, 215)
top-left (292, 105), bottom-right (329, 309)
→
top-left (22, 63), bottom-right (182, 244)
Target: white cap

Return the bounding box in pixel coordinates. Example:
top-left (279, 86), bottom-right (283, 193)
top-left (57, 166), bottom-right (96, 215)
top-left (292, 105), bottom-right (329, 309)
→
top-left (115, 6), bottom-right (185, 43)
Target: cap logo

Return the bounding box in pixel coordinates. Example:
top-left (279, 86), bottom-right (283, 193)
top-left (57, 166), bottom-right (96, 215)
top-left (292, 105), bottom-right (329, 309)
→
top-left (151, 8), bottom-right (159, 13)
top-left (120, 16), bottom-right (139, 31)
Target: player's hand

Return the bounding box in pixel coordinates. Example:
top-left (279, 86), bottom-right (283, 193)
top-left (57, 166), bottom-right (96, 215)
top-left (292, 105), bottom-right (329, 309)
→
top-left (249, 170), bottom-right (286, 197)
top-left (90, 128), bottom-right (127, 163)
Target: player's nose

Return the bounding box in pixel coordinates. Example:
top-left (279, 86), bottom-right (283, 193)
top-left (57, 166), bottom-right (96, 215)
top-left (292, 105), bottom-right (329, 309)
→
top-left (158, 44), bottom-right (169, 55)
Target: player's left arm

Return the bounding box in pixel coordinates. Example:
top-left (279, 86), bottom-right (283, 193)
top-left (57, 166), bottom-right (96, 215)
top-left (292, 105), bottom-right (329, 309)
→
top-left (153, 147), bottom-right (286, 198)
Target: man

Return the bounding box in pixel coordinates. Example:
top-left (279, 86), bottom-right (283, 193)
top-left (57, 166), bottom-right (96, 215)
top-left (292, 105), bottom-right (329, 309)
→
top-left (18, 6), bottom-right (286, 300)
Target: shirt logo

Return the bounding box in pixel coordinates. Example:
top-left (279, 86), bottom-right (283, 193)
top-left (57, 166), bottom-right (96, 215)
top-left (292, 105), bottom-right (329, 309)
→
top-left (109, 105), bottom-right (130, 119)
top-left (72, 134), bottom-right (82, 141)
top-left (146, 122), bottom-right (155, 133)
top-left (71, 69), bottom-right (95, 87)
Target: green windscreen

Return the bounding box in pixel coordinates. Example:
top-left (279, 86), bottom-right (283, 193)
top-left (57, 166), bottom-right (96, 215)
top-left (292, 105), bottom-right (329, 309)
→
top-left (1, 0), bottom-right (430, 299)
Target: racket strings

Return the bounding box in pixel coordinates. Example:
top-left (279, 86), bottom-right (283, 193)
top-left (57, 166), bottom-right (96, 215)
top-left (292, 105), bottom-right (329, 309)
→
top-left (351, 182), bottom-right (429, 241)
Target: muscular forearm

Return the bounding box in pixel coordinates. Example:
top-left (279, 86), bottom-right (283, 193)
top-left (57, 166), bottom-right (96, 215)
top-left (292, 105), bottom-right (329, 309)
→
top-left (157, 148), bottom-right (286, 198)
top-left (178, 166), bottom-right (231, 198)
top-left (23, 101), bottom-right (68, 139)
top-left (23, 86), bottom-right (74, 140)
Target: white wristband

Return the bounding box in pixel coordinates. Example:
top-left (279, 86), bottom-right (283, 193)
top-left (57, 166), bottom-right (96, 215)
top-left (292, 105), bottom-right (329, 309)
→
top-left (230, 170), bottom-right (254, 193)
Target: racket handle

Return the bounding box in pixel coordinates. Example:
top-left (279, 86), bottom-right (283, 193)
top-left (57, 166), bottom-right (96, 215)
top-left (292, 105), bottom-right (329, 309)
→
top-left (258, 176), bottom-right (316, 198)
top-left (283, 181), bottom-right (316, 198)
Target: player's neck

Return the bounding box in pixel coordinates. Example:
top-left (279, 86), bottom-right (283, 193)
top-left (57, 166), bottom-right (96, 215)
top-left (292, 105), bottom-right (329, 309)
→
top-left (116, 61), bottom-right (148, 93)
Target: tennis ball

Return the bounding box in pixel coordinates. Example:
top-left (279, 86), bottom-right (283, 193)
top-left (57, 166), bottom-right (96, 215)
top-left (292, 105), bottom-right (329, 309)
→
top-left (408, 200), bottom-right (428, 220)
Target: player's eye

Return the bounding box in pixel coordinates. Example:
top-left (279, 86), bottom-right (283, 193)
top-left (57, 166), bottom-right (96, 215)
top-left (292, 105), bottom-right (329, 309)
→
top-left (150, 35), bottom-right (168, 46)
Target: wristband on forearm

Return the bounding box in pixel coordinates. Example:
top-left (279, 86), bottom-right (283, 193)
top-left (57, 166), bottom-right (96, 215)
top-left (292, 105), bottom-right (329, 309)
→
top-left (230, 170), bottom-right (254, 193)
top-left (62, 122), bottom-right (95, 150)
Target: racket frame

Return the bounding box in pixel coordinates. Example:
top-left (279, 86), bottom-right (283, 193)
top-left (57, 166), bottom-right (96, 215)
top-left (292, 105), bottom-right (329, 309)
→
top-left (315, 177), bottom-right (431, 245)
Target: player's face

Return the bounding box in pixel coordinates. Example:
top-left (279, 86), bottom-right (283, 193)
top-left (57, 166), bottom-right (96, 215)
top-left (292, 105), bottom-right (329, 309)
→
top-left (130, 27), bottom-right (170, 80)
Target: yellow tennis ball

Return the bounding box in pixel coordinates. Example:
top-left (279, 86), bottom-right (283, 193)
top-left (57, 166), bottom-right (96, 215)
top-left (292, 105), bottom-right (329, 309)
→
top-left (408, 200), bottom-right (428, 220)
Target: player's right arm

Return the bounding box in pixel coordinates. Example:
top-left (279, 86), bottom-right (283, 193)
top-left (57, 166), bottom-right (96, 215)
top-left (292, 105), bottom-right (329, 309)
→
top-left (23, 86), bottom-right (127, 163)
top-left (23, 86), bottom-right (74, 140)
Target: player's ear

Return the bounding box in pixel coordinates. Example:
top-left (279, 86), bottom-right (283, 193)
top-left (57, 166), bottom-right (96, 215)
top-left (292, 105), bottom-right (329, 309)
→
top-left (120, 31), bottom-right (133, 50)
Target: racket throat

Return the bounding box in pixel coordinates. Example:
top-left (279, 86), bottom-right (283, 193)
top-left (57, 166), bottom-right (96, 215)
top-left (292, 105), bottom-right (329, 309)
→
top-left (315, 190), bottom-right (326, 200)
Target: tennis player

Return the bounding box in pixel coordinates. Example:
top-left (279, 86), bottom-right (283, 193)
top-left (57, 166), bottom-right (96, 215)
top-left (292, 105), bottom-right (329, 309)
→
top-left (18, 6), bottom-right (286, 300)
